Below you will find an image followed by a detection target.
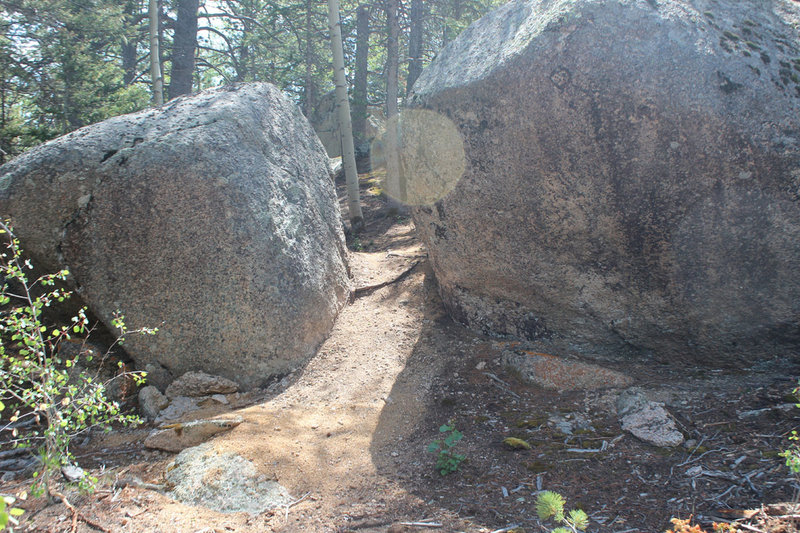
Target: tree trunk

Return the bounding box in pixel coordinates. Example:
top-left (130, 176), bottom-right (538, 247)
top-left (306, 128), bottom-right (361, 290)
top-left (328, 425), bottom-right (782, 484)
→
top-left (303, 0), bottom-right (317, 117)
top-left (385, 0), bottom-right (399, 119)
top-left (352, 4), bottom-right (370, 145)
top-left (168, 0), bottom-right (199, 100)
top-left (406, 0), bottom-right (424, 91)
top-left (384, 0), bottom-right (406, 207)
top-left (327, 0), bottom-right (364, 228)
top-left (149, 0), bottom-right (164, 105)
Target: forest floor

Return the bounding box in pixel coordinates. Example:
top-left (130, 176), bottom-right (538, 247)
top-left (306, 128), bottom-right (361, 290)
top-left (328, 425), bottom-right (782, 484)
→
top-left (4, 171), bottom-right (800, 533)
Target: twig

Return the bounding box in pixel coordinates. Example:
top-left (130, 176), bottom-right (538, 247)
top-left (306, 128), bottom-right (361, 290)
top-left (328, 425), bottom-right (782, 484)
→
top-left (284, 491), bottom-right (311, 522)
top-left (482, 373), bottom-right (521, 399)
top-left (353, 260), bottom-right (420, 297)
top-left (678, 448), bottom-right (721, 467)
top-left (677, 436), bottom-right (707, 466)
top-left (488, 525), bottom-right (521, 533)
top-left (736, 523), bottom-right (765, 533)
top-left (399, 522), bottom-right (443, 528)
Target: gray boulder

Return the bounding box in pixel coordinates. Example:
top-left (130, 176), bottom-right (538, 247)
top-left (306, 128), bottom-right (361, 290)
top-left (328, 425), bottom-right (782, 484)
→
top-left (409, 0), bottom-right (800, 363)
top-left (0, 83), bottom-right (351, 389)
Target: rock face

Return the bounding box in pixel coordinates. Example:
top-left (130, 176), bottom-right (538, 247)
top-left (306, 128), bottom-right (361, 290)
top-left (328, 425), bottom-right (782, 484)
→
top-left (0, 83), bottom-right (351, 389)
top-left (409, 0), bottom-right (800, 363)
top-left (308, 90), bottom-right (382, 168)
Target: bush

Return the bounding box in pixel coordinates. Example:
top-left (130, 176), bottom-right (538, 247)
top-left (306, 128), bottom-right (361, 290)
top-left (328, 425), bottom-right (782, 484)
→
top-left (427, 423), bottom-right (466, 475)
top-left (0, 220), bottom-right (156, 497)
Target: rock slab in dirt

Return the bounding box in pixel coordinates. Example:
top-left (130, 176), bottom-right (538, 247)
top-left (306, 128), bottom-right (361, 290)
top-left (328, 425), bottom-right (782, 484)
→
top-left (165, 371), bottom-right (239, 398)
top-left (502, 349), bottom-right (632, 390)
top-left (165, 442), bottom-right (292, 514)
top-left (409, 0), bottom-right (800, 363)
top-left (144, 416), bottom-right (244, 452)
top-left (616, 388), bottom-right (684, 447)
top-left (0, 83), bottom-right (351, 389)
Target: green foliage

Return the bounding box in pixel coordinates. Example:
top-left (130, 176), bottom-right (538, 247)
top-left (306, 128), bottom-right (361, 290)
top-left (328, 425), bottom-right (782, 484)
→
top-left (0, 493), bottom-right (24, 531)
top-left (535, 491), bottom-right (589, 533)
top-left (426, 423), bottom-right (465, 475)
top-left (781, 381), bottom-right (800, 487)
top-left (0, 220), bottom-right (156, 496)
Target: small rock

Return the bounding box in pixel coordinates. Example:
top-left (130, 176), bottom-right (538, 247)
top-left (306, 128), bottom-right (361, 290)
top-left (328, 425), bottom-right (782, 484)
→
top-left (683, 439), bottom-right (698, 450)
top-left (686, 465), bottom-right (703, 477)
top-left (547, 413), bottom-right (593, 436)
top-left (154, 396), bottom-right (201, 424)
top-left (210, 394), bottom-right (229, 405)
top-left (166, 371), bottom-right (239, 398)
top-left (166, 442), bottom-right (292, 513)
top-left (475, 361), bottom-right (487, 370)
top-left (61, 465), bottom-right (86, 482)
top-left (617, 390), bottom-right (684, 448)
top-left (138, 386), bottom-right (170, 420)
top-left (144, 416), bottom-right (244, 452)
top-left (144, 364), bottom-right (173, 392)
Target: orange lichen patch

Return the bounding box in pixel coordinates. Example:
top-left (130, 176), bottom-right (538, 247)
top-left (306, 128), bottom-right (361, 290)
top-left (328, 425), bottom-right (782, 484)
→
top-left (505, 351), bottom-right (633, 391)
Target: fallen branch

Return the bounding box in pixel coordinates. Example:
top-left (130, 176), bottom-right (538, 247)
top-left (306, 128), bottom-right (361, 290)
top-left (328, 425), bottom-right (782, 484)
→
top-left (353, 260), bottom-right (420, 298)
top-left (50, 489), bottom-right (111, 533)
top-left (399, 521), bottom-right (443, 528)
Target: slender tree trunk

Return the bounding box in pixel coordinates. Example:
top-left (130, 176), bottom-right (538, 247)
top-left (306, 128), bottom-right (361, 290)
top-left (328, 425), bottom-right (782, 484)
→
top-left (122, 41), bottom-right (137, 86)
top-left (327, 0), bottom-right (364, 228)
top-left (149, 0), bottom-right (164, 105)
top-left (385, 0), bottom-right (399, 119)
top-left (168, 0), bottom-right (199, 100)
top-left (352, 4), bottom-right (370, 145)
top-left (122, 0), bottom-right (139, 86)
top-left (406, 0), bottom-right (424, 90)
top-left (384, 0), bottom-right (406, 206)
top-left (303, 0), bottom-right (317, 117)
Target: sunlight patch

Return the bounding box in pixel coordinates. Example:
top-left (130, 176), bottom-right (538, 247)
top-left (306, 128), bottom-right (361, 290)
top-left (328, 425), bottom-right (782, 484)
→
top-left (371, 109), bottom-right (465, 206)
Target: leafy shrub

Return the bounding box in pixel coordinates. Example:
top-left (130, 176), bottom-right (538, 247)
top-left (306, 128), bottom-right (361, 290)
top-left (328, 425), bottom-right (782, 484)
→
top-left (781, 380), bottom-right (800, 479)
top-left (427, 423), bottom-right (466, 475)
top-left (535, 490), bottom-right (589, 533)
top-left (0, 493), bottom-right (24, 531)
top-left (0, 220), bottom-right (155, 496)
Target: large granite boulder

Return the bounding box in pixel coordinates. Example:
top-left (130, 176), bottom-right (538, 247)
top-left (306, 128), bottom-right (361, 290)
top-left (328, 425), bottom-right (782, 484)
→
top-left (0, 83), bottom-right (351, 389)
top-left (409, 0), bottom-right (800, 362)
